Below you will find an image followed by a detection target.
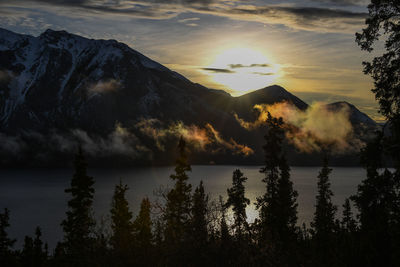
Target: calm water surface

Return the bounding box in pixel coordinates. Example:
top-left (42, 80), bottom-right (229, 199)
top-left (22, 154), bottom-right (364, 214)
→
top-left (0, 166), bottom-right (365, 249)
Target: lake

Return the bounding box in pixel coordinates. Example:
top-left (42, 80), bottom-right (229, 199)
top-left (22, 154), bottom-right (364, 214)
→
top-left (0, 166), bottom-right (365, 249)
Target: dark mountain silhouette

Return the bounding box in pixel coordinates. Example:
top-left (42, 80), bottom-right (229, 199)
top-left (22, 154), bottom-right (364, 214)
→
top-left (0, 28), bottom-right (379, 166)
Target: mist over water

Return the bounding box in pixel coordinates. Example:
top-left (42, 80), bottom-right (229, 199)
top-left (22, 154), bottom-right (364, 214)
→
top-left (0, 166), bottom-right (364, 249)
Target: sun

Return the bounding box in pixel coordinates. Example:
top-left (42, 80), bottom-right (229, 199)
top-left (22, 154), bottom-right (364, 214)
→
top-left (204, 47), bottom-right (280, 96)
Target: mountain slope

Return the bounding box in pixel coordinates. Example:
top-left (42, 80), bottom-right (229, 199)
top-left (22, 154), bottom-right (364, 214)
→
top-left (0, 28), bottom-right (379, 166)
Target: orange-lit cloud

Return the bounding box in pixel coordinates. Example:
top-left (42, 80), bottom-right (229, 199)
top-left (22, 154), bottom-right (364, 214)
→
top-left (136, 119), bottom-right (253, 156)
top-left (235, 102), bottom-right (363, 154)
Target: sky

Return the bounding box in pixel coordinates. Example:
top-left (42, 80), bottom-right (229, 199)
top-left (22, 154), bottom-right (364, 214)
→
top-left (0, 0), bottom-right (382, 120)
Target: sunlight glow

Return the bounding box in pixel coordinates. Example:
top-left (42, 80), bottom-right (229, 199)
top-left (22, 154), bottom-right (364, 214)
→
top-left (204, 47), bottom-right (280, 96)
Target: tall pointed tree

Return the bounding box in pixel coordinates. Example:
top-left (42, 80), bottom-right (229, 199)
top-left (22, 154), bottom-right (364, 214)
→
top-left (256, 112), bottom-right (299, 265)
top-left (133, 197), bottom-right (153, 266)
top-left (341, 198), bottom-right (356, 233)
top-left (311, 156), bottom-right (337, 266)
top-left (189, 181), bottom-right (209, 265)
top-left (225, 169), bottom-right (250, 241)
top-left (133, 197), bottom-right (153, 248)
top-left (110, 180), bottom-right (135, 264)
top-left (0, 208), bottom-right (15, 266)
top-left (164, 137), bottom-right (192, 244)
top-left (256, 113), bottom-right (284, 245)
top-left (276, 156), bottom-right (298, 245)
top-left (352, 133), bottom-right (400, 266)
top-left (191, 181), bottom-right (208, 247)
top-left (61, 147), bottom-right (95, 265)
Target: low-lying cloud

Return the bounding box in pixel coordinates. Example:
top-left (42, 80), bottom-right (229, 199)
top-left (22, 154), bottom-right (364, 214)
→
top-left (87, 79), bottom-right (120, 95)
top-left (235, 101), bottom-right (363, 154)
top-left (136, 119), bottom-right (253, 156)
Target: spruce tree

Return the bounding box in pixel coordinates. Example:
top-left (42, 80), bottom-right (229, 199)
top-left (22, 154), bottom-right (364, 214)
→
top-left (21, 227), bottom-right (46, 267)
top-left (276, 157), bottom-right (298, 248)
top-left (133, 197), bottom-right (152, 247)
top-left (110, 180), bottom-right (135, 264)
top-left (225, 169), bottom-right (250, 240)
top-left (61, 147), bottom-right (95, 265)
top-left (133, 197), bottom-right (153, 266)
top-left (164, 137), bottom-right (192, 244)
top-left (190, 181), bottom-right (209, 264)
top-left (352, 133), bottom-right (400, 266)
top-left (33, 227), bottom-right (47, 266)
top-left (0, 208), bottom-right (16, 266)
top-left (256, 113), bottom-right (284, 245)
top-left (255, 112), bottom-right (299, 265)
top-left (341, 198), bottom-right (356, 233)
top-left (21, 236), bottom-right (34, 266)
top-left (191, 181), bottom-right (208, 246)
top-left (311, 156), bottom-right (337, 266)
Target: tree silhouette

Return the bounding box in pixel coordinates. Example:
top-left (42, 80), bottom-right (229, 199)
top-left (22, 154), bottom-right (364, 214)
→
top-left (133, 197), bottom-right (153, 266)
top-left (191, 181), bottom-right (208, 246)
top-left (256, 113), bottom-right (284, 246)
top-left (225, 169), bottom-right (250, 241)
top-left (21, 227), bottom-right (47, 267)
top-left (356, 0), bottom-right (400, 168)
top-left (0, 208), bottom-right (16, 266)
top-left (341, 198), bottom-right (356, 233)
top-left (110, 180), bottom-right (135, 265)
top-left (256, 112), bottom-right (299, 265)
top-left (189, 181), bottom-right (209, 264)
top-left (61, 147), bottom-right (95, 265)
top-left (311, 156), bottom-right (337, 266)
top-left (163, 137), bottom-right (193, 264)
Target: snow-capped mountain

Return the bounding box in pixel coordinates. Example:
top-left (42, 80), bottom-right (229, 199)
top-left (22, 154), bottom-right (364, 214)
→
top-left (0, 28), bottom-right (378, 166)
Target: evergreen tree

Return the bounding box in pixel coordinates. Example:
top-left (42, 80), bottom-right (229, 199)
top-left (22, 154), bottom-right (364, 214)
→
top-left (20, 227), bottom-right (47, 267)
top-left (33, 227), bottom-right (47, 266)
top-left (132, 197), bottom-right (153, 266)
top-left (276, 157), bottom-right (298, 245)
top-left (110, 180), bottom-right (135, 265)
top-left (338, 198), bottom-right (358, 266)
top-left (164, 137), bottom-right (192, 244)
top-left (0, 208), bottom-right (16, 266)
top-left (341, 198), bottom-right (356, 233)
top-left (256, 113), bottom-right (284, 245)
top-left (225, 169), bottom-right (250, 240)
top-left (21, 236), bottom-right (34, 266)
top-left (61, 147), bottom-right (95, 265)
top-left (189, 181), bottom-right (209, 264)
top-left (356, 0), bottom-right (400, 166)
top-left (311, 156), bottom-right (337, 266)
top-left (133, 197), bottom-right (152, 248)
top-left (356, 6), bottom-right (400, 263)
top-left (352, 133), bottom-right (400, 265)
top-left (256, 112), bottom-right (299, 265)
top-left (191, 181), bottom-right (208, 246)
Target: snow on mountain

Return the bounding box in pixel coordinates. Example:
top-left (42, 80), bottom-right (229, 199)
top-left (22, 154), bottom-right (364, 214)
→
top-left (0, 28), bottom-right (379, 166)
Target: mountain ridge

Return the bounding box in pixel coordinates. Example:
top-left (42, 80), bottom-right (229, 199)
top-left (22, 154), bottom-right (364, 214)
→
top-left (0, 28), bottom-right (378, 166)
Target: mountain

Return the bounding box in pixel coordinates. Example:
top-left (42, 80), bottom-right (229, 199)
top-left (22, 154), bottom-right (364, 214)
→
top-left (0, 28), bottom-right (379, 166)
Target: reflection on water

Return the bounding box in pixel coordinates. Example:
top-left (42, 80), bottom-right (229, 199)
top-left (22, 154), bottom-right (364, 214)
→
top-left (0, 166), bottom-right (365, 249)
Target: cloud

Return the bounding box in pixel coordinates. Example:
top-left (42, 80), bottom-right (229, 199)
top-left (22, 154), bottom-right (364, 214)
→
top-left (235, 101), bottom-right (363, 154)
top-left (87, 79), bottom-right (120, 95)
top-left (202, 68), bottom-right (235, 73)
top-left (136, 118), bottom-right (254, 156)
top-left (251, 72), bottom-right (274, 76)
top-left (0, 70), bottom-right (11, 84)
top-left (229, 63), bottom-right (270, 68)
top-left (0, 0), bottom-right (367, 32)
top-left (0, 133), bottom-right (26, 155)
top-left (0, 124), bottom-right (151, 160)
top-left (309, 0), bottom-right (368, 6)
top-left (178, 17), bottom-right (200, 23)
